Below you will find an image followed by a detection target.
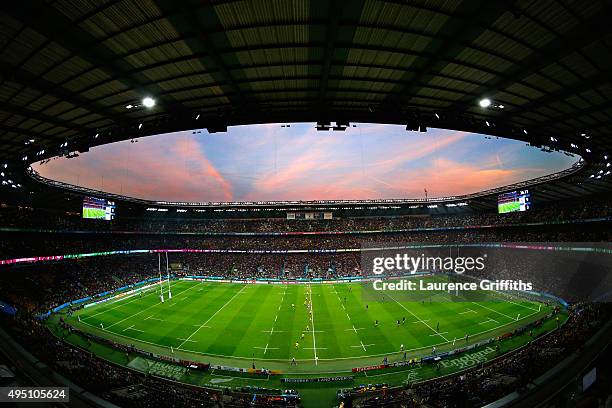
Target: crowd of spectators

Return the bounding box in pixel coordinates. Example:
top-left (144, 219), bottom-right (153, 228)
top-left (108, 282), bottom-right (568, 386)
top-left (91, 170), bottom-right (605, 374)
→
top-left (0, 194), bottom-right (610, 407)
top-left (4, 315), bottom-right (297, 407)
top-left (1, 193), bottom-right (611, 235)
top-left (347, 303), bottom-right (609, 407)
top-left (1, 223), bottom-right (610, 260)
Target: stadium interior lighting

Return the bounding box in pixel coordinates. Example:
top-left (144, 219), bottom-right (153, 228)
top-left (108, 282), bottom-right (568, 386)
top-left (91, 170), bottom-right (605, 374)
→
top-left (142, 97), bottom-right (156, 108)
top-left (434, 113), bottom-right (440, 119)
top-left (94, 133), bottom-right (99, 139)
top-left (478, 98), bottom-right (492, 108)
top-left (125, 104), bottom-right (134, 109)
top-left (195, 114), bottom-right (200, 120)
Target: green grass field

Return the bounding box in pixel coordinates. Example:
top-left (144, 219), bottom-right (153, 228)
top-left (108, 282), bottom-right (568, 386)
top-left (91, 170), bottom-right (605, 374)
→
top-left (82, 207), bottom-right (106, 219)
top-left (68, 278), bottom-right (550, 373)
top-left (498, 201), bottom-right (521, 213)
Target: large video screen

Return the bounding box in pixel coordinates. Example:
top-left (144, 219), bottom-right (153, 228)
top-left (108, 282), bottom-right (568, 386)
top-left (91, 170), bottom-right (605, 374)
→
top-left (83, 196), bottom-right (115, 220)
top-left (498, 190), bottom-right (530, 214)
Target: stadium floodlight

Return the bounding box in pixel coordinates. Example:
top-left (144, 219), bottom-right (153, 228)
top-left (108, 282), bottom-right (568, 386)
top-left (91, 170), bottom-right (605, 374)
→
top-left (498, 104), bottom-right (505, 109)
top-left (94, 133), bottom-right (99, 139)
top-left (196, 114), bottom-right (200, 120)
top-left (138, 123), bottom-right (143, 129)
top-left (142, 96), bottom-right (156, 108)
top-left (434, 113), bottom-right (440, 119)
top-left (478, 98), bottom-right (492, 108)
top-left (125, 104), bottom-right (133, 109)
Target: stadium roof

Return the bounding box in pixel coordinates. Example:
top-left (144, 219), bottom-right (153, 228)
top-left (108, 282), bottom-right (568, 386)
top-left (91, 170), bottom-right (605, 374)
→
top-left (0, 0), bottom-right (611, 205)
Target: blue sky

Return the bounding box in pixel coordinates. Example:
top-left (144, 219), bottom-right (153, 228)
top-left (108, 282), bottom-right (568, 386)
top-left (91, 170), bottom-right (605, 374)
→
top-left (33, 123), bottom-right (578, 202)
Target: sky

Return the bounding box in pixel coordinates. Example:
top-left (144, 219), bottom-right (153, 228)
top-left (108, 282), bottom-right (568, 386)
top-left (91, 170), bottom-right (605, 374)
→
top-left (32, 123), bottom-right (578, 202)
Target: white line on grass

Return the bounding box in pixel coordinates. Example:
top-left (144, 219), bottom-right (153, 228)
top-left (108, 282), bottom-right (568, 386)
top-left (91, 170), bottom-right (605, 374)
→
top-left (333, 285), bottom-right (372, 353)
top-left (254, 345), bottom-right (279, 352)
top-left (350, 341), bottom-right (374, 351)
top-left (385, 293), bottom-right (450, 342)
top-left (308, 284), bottom-right (319, 365)
top-left (261, 329), bottom-right (285, 334)
top-left (459, 309), bottom-right (477, 314)
top-left (104, 281), bottom-right (203, 330)
top-left (122, 325), bottom-right (144, 333)
top-left (79, 307), bottom-right (541, 364)
top-left (471, 302), bottom-right (517, 320)
top-left (177, 285), bottom-right (248, 350)
top-left (345, 327), bottom-right (364, 332)
top-left (479, 318), bottom-right (499, 325)
top-left (429, 332), bottom-right (448, 336)
top-left (82, 283), bottom-right (164, 320)
top-left (500, 297), bottom-right (540, 312)
top-left (177, 338), bottom-right (197, 343)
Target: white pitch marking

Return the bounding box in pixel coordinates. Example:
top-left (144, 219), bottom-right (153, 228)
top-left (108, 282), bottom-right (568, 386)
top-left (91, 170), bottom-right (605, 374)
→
top-left (145, 316), bottom-right (164, 321)
top-left (104, 282), bottom-right (202, 330)
top-left (177, 285), bottom-right (248, 350)
top-left (459, 309), bottom-right (477, 314)
top-left (351, 341), bottom-right (374, 351)
top-left (254, 345), bottom-right (279, 352)
top-left (177, 338), bottom-right (197, 343)
top-left (122, 325), bottom-right (143, 333)
top-left (502, 298), bottom-right (540, 312)
top-left (385, 293), bottom-right (450, 342)
top-left (478, 318), bottom-right (499, 325)
top-left (261, 329), bottom-right (284, 334)
top-left (308, 284), bottom-right (319, 365)
top-left (345, 327), bottom-right (365, 332)
top-left (471, 302), bottom-right (516, 320)
top-left (429, 331), bottom-right (448, 336)
top-left (83, 288), bottom-right (157, 320)
top-left (412, 319), bottom-right (430, 323)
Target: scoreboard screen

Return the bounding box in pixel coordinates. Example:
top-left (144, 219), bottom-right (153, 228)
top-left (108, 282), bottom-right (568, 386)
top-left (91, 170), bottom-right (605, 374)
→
top-left (83, 196), bottom-right (115, 220)
top-left (498, 190), bottom-right (530, 214)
